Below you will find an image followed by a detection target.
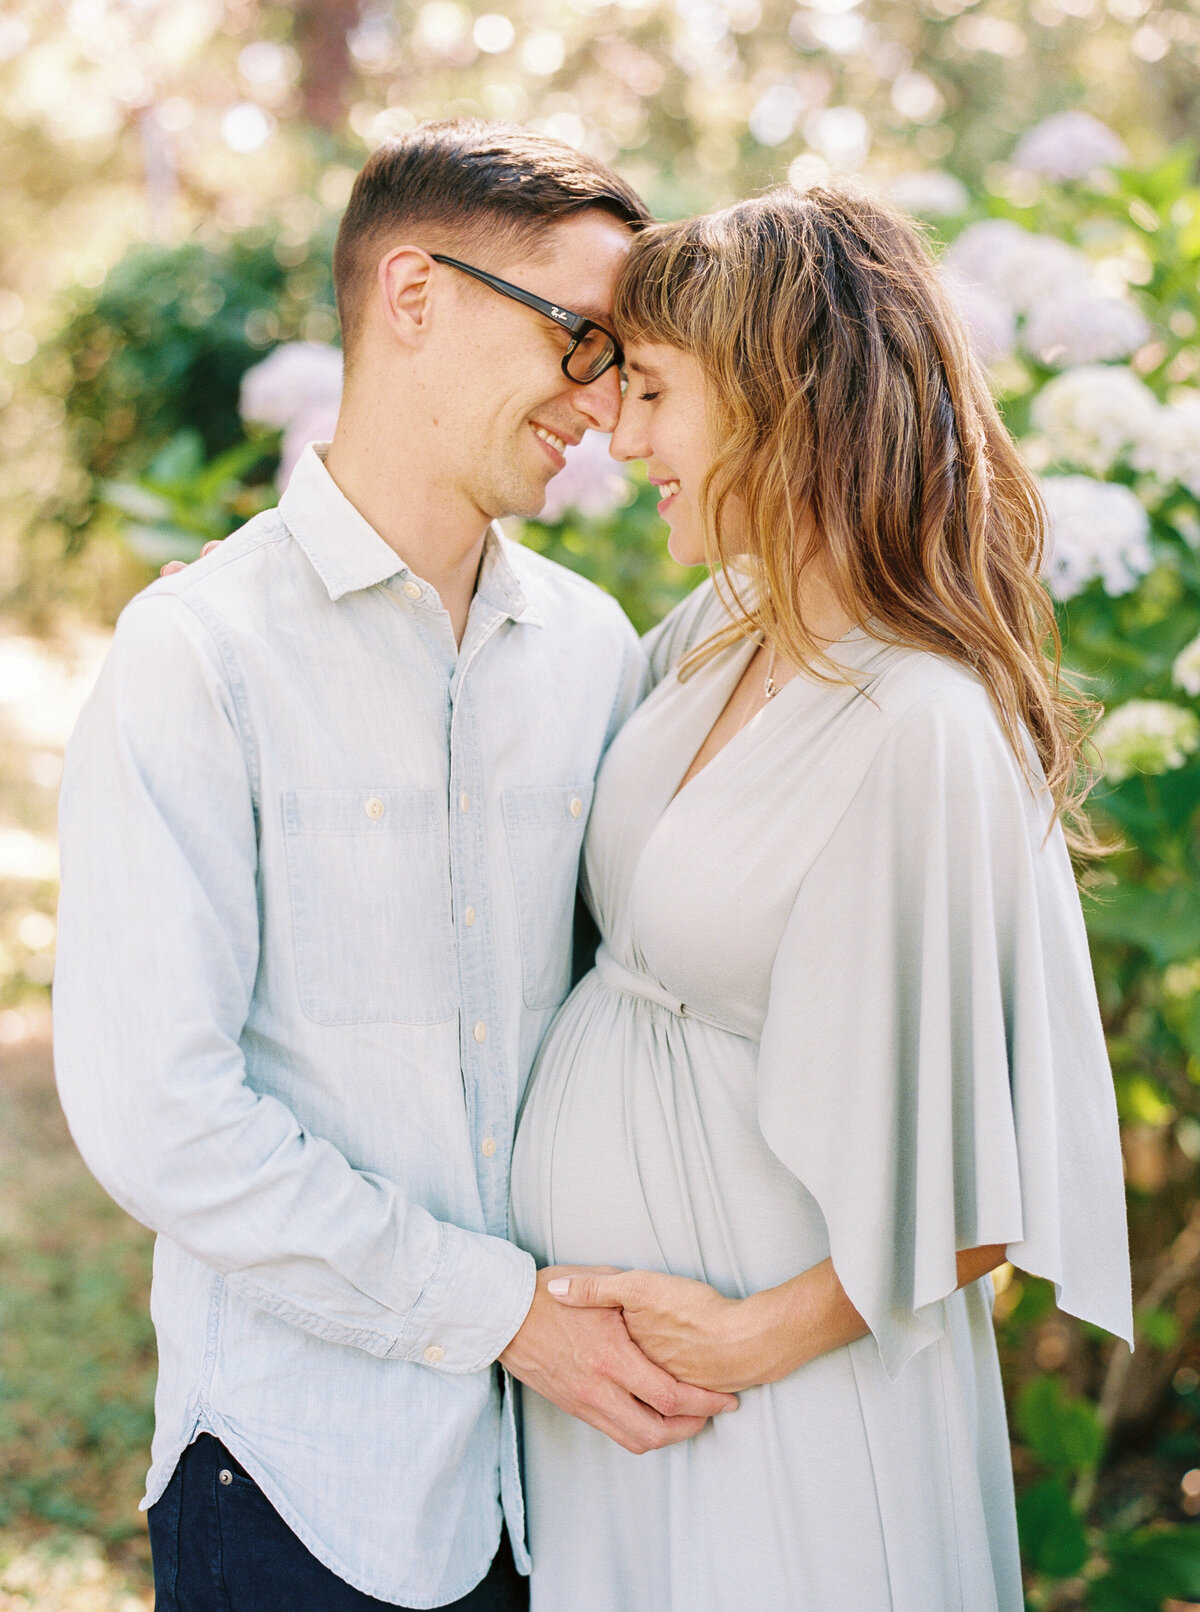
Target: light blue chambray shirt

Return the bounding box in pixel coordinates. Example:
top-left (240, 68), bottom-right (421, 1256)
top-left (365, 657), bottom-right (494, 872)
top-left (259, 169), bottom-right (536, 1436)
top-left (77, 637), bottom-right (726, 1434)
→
top-left (53, 444), bottom-right (643, 1608)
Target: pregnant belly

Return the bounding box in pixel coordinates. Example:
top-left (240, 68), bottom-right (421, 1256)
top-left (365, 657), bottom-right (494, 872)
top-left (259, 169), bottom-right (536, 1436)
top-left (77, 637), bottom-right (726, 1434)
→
top-left (511, 971), bottom-right (831, 1297)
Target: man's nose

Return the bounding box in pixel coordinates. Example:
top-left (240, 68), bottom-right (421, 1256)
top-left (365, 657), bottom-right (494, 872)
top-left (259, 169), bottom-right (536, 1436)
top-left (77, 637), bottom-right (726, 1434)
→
top-left (573, 365), bottom-right (623, 434)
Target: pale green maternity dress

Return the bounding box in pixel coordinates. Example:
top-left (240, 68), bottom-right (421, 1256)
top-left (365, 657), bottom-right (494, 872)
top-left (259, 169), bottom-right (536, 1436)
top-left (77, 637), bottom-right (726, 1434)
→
top-left (510, 579), bottom-right (1133, 1612)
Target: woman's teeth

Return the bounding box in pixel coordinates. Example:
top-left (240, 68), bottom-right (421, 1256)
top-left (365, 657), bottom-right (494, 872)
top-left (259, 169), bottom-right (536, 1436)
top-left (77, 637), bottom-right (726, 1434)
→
top-left (661, 480), bottom-right (681, 497)
top-left (534, 426), bottom-right (566, 454)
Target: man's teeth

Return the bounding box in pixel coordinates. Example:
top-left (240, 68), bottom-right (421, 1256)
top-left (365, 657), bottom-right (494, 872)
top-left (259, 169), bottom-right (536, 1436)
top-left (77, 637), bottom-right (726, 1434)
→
top-left (661, 480), bottom-right (681, 497)
top-left (534, 427), bottom-right (566, 454)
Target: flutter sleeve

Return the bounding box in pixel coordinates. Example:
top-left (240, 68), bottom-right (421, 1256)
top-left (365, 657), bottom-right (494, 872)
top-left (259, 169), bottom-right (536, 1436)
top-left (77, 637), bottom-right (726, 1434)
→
top-left (756, 676), bottom-right (1134, 1379)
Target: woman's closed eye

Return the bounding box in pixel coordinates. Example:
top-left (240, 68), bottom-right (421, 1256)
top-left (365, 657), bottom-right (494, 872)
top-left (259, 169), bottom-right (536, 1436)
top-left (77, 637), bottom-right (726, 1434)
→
top-left (638, 390), bottom-right (661, 402)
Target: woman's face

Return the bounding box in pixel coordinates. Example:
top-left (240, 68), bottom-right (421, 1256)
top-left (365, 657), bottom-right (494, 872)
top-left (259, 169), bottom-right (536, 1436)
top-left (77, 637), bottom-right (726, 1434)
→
top-left (610, 341), bottom-right (725, 567)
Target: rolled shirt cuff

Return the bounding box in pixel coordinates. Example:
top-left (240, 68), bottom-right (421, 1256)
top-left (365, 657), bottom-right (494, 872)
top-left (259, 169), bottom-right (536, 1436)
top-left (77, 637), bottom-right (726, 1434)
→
top-left (394, 1222), bottom-right (537, 1373)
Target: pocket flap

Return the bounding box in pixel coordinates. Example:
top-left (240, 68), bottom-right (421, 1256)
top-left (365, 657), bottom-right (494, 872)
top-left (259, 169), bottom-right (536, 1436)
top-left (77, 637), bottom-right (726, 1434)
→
top-left (501, 783), bottom-right (594, 832)
top-left (283, 788), bottom-right (440, 835)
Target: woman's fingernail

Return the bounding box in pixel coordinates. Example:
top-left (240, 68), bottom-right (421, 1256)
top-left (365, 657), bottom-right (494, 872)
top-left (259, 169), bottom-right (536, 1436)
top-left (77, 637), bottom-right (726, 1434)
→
top-left (547, 1278), bottom-right (570, 1296)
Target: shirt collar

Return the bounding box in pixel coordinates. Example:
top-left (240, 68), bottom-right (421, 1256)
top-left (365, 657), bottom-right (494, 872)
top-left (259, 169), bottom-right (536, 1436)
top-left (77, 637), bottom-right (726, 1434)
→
top-left (278, 443), bottom-right (541, 626)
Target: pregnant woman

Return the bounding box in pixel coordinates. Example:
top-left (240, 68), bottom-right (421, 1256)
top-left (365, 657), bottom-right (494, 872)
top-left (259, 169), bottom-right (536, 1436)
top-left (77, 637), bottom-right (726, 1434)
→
top-left (510, 186), bottom-right (1134, 1612)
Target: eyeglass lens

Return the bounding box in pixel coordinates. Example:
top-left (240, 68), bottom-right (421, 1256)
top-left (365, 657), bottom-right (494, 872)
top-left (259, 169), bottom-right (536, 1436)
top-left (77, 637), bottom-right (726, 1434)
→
top-left (566, 326), bottom-right (618, 384)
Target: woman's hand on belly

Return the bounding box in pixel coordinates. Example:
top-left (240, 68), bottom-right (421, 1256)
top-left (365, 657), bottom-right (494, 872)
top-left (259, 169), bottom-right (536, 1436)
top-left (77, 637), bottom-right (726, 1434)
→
top-left (549, 1268), bottom-right (785, 1394)
top-left (550, 1246), bottom-right (1008, 1392)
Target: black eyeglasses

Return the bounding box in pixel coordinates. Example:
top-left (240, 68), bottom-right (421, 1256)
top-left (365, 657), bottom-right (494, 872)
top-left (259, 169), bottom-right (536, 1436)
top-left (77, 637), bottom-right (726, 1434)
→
top-left (431, 254), bottom-right (624, 385)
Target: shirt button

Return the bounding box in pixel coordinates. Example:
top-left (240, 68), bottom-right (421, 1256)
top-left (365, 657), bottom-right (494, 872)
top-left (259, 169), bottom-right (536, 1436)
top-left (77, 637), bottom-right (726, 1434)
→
top-left (481, 1135), bottom-right (497, 1158)
top-left (459, 792), bottom-right (470, 813)
top-left (473, 1021), bottom-right (487, 1043)
top-left (403, 580), bottom-right (421, 600)
top-left (464, 906), bottom-right (476, 927)
top-left (365, 796), bottom-right (385, 820)
top-left (423, 1344), bottom-right (446, 1364)
top-left (219, 1469), bottom-right (234, 1486)
top-left (569, 796), bottom-right (583, 818)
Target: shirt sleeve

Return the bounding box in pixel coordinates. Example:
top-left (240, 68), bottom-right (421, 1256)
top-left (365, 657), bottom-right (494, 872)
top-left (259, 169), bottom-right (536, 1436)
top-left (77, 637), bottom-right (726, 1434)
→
top-left (755, 680), bottom-right (1134, 1380)
top-left (53, 592), bottom-right (534, 1372)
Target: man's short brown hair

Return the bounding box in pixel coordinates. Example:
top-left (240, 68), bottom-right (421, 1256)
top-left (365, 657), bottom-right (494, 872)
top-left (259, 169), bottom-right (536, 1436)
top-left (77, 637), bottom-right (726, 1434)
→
top-left (333, 118), bottom-right (652, 355)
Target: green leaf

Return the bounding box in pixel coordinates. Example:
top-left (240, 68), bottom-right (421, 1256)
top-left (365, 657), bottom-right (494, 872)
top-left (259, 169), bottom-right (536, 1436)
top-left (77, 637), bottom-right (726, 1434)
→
top-left (1016, 1478), bottom-right (1090, 1578)
top-left (147, 429), bottom-right (206, 487)
top-left (119, 524), bottom-right (208, 566)
top-left (1084, 886), bottom-right (1200, 967)
top-left (1135, 1307), bottom-right (1182, 1350)
top-left (97, 479), bottom-right (172, 523)
top-left (1015, 1376), bottom-right (1105, 1474)
top-left (1087, 1526), bottom-right (1200, 1611)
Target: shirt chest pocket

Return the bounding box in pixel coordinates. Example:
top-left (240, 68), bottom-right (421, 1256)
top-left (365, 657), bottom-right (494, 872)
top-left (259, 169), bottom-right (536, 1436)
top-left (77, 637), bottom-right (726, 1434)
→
top-left (502, 783), bottom-right (593, 1011)
top-left (284, 788), bottom-right (456, 1026)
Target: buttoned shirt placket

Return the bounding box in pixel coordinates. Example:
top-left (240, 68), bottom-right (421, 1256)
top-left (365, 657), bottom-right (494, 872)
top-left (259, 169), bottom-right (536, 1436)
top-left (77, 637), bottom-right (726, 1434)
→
top-left (396, 557), bottom-right (526, 1241)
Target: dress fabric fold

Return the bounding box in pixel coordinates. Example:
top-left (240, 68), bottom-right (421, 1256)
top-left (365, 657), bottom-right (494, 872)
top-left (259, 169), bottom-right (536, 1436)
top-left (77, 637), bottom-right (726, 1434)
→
top-left (510, 579), bottom-right (1132, 1612)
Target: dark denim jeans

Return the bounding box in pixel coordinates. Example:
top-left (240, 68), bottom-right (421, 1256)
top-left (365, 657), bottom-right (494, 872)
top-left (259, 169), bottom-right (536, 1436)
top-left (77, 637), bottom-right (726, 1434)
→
top-left (148, 1434), bottom-right (530, 1611)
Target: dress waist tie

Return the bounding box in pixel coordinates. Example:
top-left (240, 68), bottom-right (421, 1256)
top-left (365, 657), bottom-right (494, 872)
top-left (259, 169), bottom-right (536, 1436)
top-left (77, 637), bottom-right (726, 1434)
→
top-left (594, 944), bottom-right (736, 1033)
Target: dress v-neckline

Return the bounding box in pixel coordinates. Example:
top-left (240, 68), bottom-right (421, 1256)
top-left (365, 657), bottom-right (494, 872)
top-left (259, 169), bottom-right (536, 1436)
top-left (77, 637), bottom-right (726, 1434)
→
top-left (662, 623), bottom-right (882, 812)
top-left (666, 634), bottom-right (782, 808)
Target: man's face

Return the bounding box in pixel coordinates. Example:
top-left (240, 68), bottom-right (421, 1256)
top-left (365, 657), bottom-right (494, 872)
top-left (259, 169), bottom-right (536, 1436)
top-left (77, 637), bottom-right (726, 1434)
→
top-left (431, 210), bottom-right (632, 523)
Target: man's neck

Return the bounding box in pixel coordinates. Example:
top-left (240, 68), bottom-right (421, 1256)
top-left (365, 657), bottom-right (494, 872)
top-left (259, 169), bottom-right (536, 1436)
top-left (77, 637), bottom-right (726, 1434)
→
top-left (324, 427), bottom-right (489, 648)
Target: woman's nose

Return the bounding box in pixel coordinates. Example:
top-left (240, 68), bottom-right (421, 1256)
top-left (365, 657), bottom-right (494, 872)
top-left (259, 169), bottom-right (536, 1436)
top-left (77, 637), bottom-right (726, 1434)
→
top-left (609, 399), bottom-right (646, 463)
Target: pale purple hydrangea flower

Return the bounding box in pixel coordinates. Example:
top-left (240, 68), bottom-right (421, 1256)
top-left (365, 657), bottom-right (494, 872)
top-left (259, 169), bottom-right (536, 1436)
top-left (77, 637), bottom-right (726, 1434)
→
top-left (536, 432), bottom-right (631, 524)
top-left (279, 403), bottom-right (342, 489)
top-left (886, 170), bottom-right (970, 219)
top-left (942, 222), bottom-right (1091, 315)
top-left (1039, 473), bottom-right (1153, 599)
top-left (239, 342), bottom-right (344, 490)
top-left (239, 342), bottom-right (344, 432)
top-left (1012, 112), bottom-right (1128, 182)
top-left (942, 272), bottom-right (1017, 363)
top-left (1031, 365), bottom-right (1160, 474)
top-left (1023, 290), bottom-right (1151, 367)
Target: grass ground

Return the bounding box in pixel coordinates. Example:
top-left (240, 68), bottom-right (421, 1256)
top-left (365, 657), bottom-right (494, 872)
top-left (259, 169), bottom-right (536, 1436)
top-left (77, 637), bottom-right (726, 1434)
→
top-left (0, 1021), bottom-right (156, 1607)
top-left (0, 626), bottom-right (155, 1607)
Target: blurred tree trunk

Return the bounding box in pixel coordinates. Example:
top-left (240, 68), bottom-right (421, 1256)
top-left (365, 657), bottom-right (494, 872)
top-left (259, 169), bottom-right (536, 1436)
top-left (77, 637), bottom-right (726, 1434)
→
top-left (293, 0), bottom-right (360, 131)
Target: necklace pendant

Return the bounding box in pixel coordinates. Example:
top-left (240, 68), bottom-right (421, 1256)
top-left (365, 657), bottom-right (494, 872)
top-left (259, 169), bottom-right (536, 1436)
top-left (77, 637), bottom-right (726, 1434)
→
top-left (763, 643), bottom-right (778, 700)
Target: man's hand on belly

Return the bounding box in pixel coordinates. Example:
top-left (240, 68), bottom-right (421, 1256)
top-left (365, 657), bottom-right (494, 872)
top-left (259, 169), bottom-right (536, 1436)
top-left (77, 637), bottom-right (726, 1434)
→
top-left (499, 1266), bottom-right (738, 1455)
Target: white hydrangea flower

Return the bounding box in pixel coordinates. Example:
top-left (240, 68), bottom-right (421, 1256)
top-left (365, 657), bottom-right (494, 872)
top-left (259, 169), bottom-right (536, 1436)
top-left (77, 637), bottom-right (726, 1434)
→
top-left (240, 341), bottom-right (344, 432)
top-left (1093, 699), bottom-right (1200, 783)
top-left (1173, 632), bottom-right (1200, 698)
top-left (536, 432), bottom-right (631, 524)
top-left (1011, 112), bottom-right (1128, 182)
top-left (942, 222), bottom-right (1091, 315)
top-left (1130, 392), bottom-right (1200, 497)
top-left (1023, 290), bottom-right (1151, 367)
top-left (942, 272), bottom-right (1016, 364)
top-left (1031, 365), bottom-right (1160, 474)
top-left (1039, 473), bottom-right (1153, 599)
top-left (887, 170), bottom-right (970, 219)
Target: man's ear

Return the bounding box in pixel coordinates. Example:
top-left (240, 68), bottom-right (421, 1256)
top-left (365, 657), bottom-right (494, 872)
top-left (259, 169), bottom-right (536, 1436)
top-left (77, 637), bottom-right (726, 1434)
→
top-left (376, 246), bottom-right (437, 349)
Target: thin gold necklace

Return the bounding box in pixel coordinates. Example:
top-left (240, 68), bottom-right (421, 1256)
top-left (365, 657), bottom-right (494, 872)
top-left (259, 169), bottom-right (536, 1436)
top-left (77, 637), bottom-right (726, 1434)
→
top-left (763, 643), bottom-right (779, 700)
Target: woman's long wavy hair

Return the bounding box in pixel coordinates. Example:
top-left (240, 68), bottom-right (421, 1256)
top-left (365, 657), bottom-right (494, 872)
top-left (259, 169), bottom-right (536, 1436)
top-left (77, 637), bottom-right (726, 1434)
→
top-left (612, 185), bottom-right (1102, 851)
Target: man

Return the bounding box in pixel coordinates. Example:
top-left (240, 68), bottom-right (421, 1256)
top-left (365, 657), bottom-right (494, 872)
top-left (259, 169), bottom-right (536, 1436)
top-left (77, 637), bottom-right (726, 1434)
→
top-left (53, 121), bottom-right (734, 1612)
